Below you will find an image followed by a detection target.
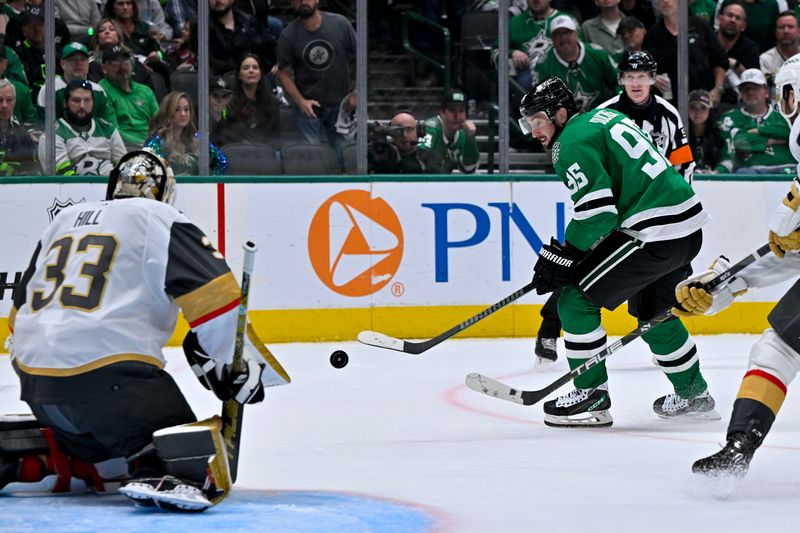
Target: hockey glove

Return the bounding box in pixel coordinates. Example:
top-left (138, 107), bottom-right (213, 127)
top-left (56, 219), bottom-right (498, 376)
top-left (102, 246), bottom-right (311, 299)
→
top-left (768, 229), bottom-right (800, 259)
top-left (532, 238), bottom-right (586, 295)
top-left (673, 256), bottom-right (748, 317)
top-left (183, 330), bottom-right (266, 405)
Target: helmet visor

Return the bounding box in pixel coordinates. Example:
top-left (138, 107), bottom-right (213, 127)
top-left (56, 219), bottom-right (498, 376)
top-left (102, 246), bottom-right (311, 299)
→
top-left (518, 113), bottom-right (551, 134)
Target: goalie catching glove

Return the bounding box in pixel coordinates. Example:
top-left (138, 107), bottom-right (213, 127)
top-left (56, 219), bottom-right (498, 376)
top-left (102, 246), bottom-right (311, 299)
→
top-left (183, 324), bottom-right (291, 404)
top-left (532, 238), bottom-right (587, 295)
top-left (672, 256), bottom-right (748, 317)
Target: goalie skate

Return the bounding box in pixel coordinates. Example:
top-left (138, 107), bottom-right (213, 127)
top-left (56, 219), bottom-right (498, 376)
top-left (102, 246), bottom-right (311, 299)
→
top-left (119, 476), bottom-right (212, 512)
top-left (652, 391), bottom-right (721, 420)
top-left (543, 386), bottom-right (613, 428)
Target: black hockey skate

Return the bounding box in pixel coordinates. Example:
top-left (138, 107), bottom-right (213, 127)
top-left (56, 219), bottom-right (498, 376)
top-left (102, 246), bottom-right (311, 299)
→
top-left (543, 386), bottom-right (612, 427)
top-left (692, 432), bottom-right (758, 478)
top-left (652, 391), bottom-right (720, 420)
top-left (535, 336), bottom-right (558, 362)
top-left (119, 475), bottom-right (213, 512)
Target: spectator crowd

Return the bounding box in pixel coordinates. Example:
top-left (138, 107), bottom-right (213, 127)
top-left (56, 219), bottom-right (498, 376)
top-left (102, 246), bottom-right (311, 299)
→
top-left (6, 0), bottom-right (800, 176)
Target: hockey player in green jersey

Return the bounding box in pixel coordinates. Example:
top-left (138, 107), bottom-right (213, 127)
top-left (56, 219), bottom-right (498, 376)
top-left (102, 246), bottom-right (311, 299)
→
top-left (519, 77), bottom-right (719, 427)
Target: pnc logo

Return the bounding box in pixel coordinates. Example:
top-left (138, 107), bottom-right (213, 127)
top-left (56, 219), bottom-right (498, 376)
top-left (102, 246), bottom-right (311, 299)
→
top-left (308, 190), bottom-right (404, 297)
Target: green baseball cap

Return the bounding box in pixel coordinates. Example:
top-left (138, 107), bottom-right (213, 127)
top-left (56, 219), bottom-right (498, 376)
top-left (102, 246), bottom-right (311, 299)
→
top-left (61, 42), bottom-right (90, 60)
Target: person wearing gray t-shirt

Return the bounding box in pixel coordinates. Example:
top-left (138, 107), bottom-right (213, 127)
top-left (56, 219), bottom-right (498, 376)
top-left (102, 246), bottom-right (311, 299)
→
top-left (275, 0), bottom-right (356, 153)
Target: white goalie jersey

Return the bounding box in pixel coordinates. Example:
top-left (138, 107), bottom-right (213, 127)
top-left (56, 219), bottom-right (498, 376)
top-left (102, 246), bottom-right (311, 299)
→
top-left (10, 198), bottom-right (240, 379)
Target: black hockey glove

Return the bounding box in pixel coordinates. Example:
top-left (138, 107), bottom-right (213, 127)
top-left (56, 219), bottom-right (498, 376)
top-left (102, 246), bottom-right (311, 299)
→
top-left (183, 331), bottom-right (266, 404)
top-left (531, 238), bottom-right (586, 295)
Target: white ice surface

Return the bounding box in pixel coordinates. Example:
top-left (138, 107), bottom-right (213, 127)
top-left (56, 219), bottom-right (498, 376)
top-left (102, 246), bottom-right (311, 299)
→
top-left (2, 334), bottom-right (800, 532)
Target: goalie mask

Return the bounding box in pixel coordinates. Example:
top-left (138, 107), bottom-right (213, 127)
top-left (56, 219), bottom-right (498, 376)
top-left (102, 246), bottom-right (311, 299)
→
top-left (775, 53), bottom-right (800, 120)
top-left (106, 149), bottom-right (176, 204)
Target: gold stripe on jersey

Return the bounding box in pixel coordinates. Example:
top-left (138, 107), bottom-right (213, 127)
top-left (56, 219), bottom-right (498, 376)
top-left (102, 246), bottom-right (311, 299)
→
top-left (8, 306), bottom-right (16, 332)
top-left (737, 370), bottom-right (787, 416)
top-left (14, 353), bottom-right (165, 377)
top-left (175, 272), bottom-right (241, 326)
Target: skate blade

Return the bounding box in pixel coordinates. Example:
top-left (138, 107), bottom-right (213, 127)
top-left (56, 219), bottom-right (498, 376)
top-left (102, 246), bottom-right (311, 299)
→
top-left (656, 408), bottom-right (722, 421)
top-left (119, 484), bottom-right (211, 511)
top-left (544, 410), bottom-right (613, 428)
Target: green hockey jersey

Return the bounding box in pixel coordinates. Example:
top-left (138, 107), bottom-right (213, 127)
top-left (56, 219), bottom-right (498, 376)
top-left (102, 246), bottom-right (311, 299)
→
top-left (552, 108), bottom-right (710, 250)
top-left (534, 43), bottom-right (618, 111)
top-left (715, 106), bottom-right (793, 173)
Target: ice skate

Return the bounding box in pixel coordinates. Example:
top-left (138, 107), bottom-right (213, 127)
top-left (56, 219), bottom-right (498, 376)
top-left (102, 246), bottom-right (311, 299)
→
top-left (535, 336), bottom-right (558, 362)
top-left (652, 390), bottom-right (721, 420)
top-left (692, 432), bottom-right (758, 479)
top-left (119, 475), bottom-right (212, 512)
top-left (543, 386), bottom-right (612, 427)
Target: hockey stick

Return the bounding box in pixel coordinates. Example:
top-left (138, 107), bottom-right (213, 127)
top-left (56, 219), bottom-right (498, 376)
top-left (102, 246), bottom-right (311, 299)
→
top-left (466, 243), bottom-right (772, 406)
top-left (221, 241), bottom-right (258, 483)
top-left (357, 281), bottom-right (537, 355)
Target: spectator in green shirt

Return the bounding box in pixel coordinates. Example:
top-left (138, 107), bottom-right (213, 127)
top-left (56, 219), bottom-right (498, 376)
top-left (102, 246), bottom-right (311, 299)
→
top-left (419, 88), bottom-right (480, 174)
top-left (98, 45), bottom-right (158, 146)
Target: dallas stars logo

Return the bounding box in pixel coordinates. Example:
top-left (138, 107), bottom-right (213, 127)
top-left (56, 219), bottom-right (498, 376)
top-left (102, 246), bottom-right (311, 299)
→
top-left (525, 30), bottom-right (552, 67)
top-left (571, 82), bottom-right (599, 112)
top-left (551, 142), bottom-right (560, 165)
top-left (47, 197), bottom-right (86, 222)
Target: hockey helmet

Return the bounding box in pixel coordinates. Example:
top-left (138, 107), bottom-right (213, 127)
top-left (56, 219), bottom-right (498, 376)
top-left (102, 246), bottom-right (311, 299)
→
top-left (775, 53), bottom-right (800, 119)
top-left (106, 149), bottom-right (176, 205)
top-left (518, 77), bottom-right (578, 134)
top-left (617, 50), bottom-right (657, 85)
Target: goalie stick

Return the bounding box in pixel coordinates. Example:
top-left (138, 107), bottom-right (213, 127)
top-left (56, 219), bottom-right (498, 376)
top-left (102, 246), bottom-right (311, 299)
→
top-left (358, 281), bottom-right (537, 355)
top-left (221, 241), bottom-right (257, 483)
top-left (466, 243), bottom-right (772, 406)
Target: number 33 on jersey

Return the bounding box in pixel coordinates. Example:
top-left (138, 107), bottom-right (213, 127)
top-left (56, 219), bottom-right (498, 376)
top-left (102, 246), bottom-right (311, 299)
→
top-left (553, 108), bottom-right (709, 251)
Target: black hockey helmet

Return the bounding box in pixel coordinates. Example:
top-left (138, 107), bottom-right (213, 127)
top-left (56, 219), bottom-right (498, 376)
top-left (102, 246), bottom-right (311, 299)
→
top-left (519, 77), bottom-right (578, 124)
top-left (618, 50), bottom-right (657, 73)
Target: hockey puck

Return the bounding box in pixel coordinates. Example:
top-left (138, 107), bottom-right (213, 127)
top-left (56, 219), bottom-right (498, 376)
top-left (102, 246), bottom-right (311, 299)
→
top-left (330, 350), bottom-right (349, 369)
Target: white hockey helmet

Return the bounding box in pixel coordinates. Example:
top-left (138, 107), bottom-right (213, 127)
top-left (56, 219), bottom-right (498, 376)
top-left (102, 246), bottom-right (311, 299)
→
top-left (774, 53), bottom-right (800, 120)
top-left (106, 149), bottom-right (176, 205)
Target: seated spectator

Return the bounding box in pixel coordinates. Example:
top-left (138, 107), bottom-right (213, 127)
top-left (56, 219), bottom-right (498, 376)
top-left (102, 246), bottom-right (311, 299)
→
top-left (209, 0), bottom-right (276, 76)
top-left (208, 74), bottom-right (232, 130)
top-left (275, 1), bottom-right (355, 151)
top-left (719, 0), bottom-right (780, 54)
top-left (212, 53), bottom-right (280, 147)
top-left (4, 4), bottom-right (70, 52)
top-left (39, 79), bottom-right (125, 175)
top-left (88, 18), bottom-right (160, 93)
top-left (369, 110), bottom-right (443, 174)
top-left (145, 91), bottom-right (227, 175)
top-left (102, 0), bottom-right (172, 87)
top-left (36, 42), bottom-right (111, 123)
top-left (716, 1), bottom-right (760, 107)
top-left (99, 45), bottom-right (159, 145)
top-left (615, 16), bottom-right (646, 60)
top-left (419, 88), bottom-right (479, 174)
top-left (645, 0), bottom-right (728, 106)
top-left (760, 11), bottom-right (800, 85)
top-left (581, 0), bottom-right (624, 57)
top-left (133, 0), bottom-right (174, 40)
top-left (716, 69), bottom-right (793, 173)
top-left (0, 46), bottom-right (36, 130)
top-left (163, 0), bottom-right (197, 38)
top-left (164, 20), bottom-right (196, 72)
top-left (0, 79), bottom-right (37, 175)
top-left (533, 15), bottom-right (618, 111)
top-left (598, 50), bottom-right (695, 182)
top-left (492, 0), bottom-right (576, 90)
top-left (56, 0), bottom-right (101, 43)
top-left (687, 89), bottom-right (723, 172)
top-left (13, 7), bottom-right (47, 100)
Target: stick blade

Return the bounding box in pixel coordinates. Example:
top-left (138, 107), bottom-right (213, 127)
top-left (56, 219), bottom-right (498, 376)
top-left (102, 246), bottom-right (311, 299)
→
top-left (465, 373), bottom-right (527, 405)
top-left (357, 330), bottom-right (406, 352)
